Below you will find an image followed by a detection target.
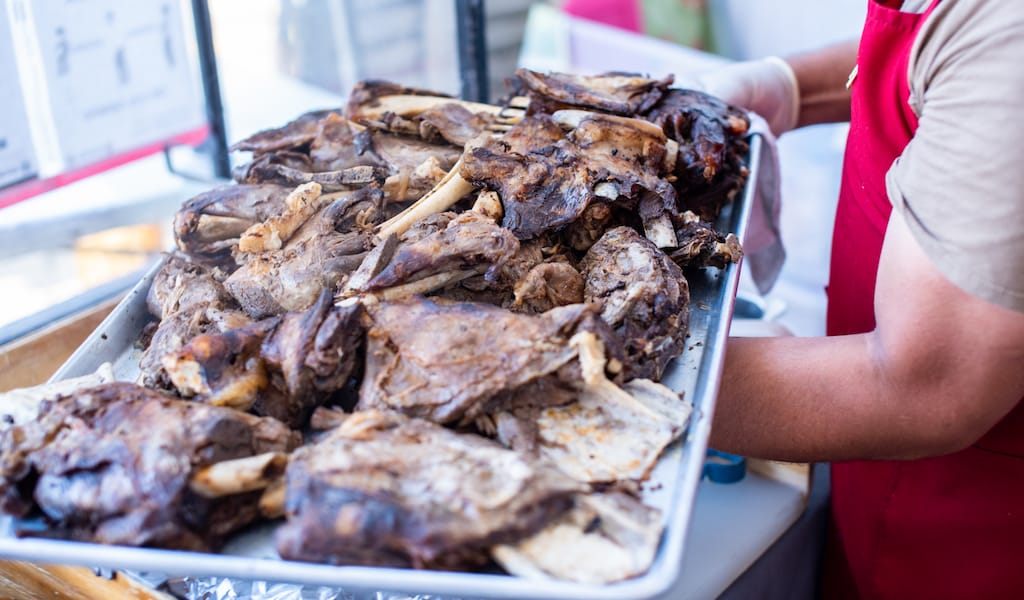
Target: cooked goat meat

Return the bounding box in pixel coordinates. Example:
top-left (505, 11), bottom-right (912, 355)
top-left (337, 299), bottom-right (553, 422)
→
top-left (643, 89), bottom-right (749, 219)
top-left (491, 331), bottom-right (688, 484)
top-left (259, 291), bottom-right (365, 427)
top-left (564, 202), bottom-right (616, 252)
top-left (162, 318), bottom-right (279, 412)
top-left (161, 291), bottom-right (364, 428)
top-left (344, 211), bottom-right (520, 299)
top-left (235, 151), bottom-right (386, 192)
top-left (307, 114), bottom-right (388, 172)
top-left (0, 382), bottom-right (299, 551)
top-left (276, 410), bottom-right (583, 569)
top-left (492, 492), bottom-right (663, 584)
top-left (139, 305), bottom-right (254, 390)
top-left (146, 252), bottom-right (234, 321)
top-left (372, 103), bottom-right (494, 147)
top-left (225, 187), bottom-right (383, 318)
top-left (517, 69), bottom-right (672, 116)
top-left (140, 254), bottom-right (251, 389)
top-left (581, 227), bottom-right (690, 381)
top-left (357, 296), bottom-right (615, 425)
top-left (512, 262), bottom-right (585, 314)
top-left (461, 113), bottom-right (678, 244)
top-left (174, 184), bottom-right (291, 263)
top-left (670, 211), bottom-right (743, 268)
top-left (305, 113), bottom-right (461, 202)
top-left (230, 109), bottom-right (339, 154)
top-left (344, 80), bottom-right (455, 121)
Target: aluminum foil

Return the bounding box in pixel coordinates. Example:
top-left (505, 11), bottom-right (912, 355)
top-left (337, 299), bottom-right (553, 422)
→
top-left (138, 572), bottom-right (462, 600)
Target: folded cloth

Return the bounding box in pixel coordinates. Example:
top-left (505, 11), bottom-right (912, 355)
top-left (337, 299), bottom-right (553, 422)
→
top-left (742, 112), bottom-right (786, 295)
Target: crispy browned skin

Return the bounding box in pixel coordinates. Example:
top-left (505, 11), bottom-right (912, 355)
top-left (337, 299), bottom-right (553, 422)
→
top-left (581, 227), bottom-right (690, 381)
top-left (344, 80), bottom-right (455, 120)
top-left (643, 89), bottom-right (750, 220)
top-left (0, 382), bottom-right (299, 551)
top-left (259, 291), bottom-right (365, 427)
top-left (231, 109), bottom-right (339, 154)
top-left (139, 254), bottom-right (251, 390)
top-left (351, 211), bottom-right (520, 295)
top-left (357, 297), bottom-right (613, 425)
top-left (461, 114), bottom-right (676, 240)
top-left (276, 410), bottom-right (583, 569)
top-left (517, 69), bottom-right (673, 116)
top-left (670, 213), bottom-right (744, 269)
top-left (225, 187), bottom-right (383, 318)
top-left (173, 184), bottom-right (291, 264)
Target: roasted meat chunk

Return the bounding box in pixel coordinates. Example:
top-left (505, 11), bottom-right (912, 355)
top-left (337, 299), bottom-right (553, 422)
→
top-left (581, 227), bottom-right (690, 381)
top-left (173, 184), bottom-right (291, 264)
top-left (461, 113), bottom-right (678, 244)
top-left (225, 186), bottom-right (383, 318)
top-left (357, 296), bottom-right (617, 425)
top-left (344, 211), bottom-right (520, 299)
top-left (230, 109), bottom-right (339, 155)
top-left (644, 88), bottom-right (750, 219)
top-left (493, 492), bottom-right (664, 584)
top-left (0, 383), bottom-right (299, 551)
top-left (670, 211), bottom-right (744, 268)
top-left (517, 69), bottom-right (673, 116)
top-left (259, 291), bottom-right (365, 426)
top-left (276, 410), bottom-right (582, 569)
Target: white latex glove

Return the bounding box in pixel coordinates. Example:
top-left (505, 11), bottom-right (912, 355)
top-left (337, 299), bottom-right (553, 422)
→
top-left (691, 57), bottom-right (800, 137)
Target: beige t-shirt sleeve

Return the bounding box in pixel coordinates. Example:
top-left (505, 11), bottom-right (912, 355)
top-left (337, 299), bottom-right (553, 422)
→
top-left (886, 0), bottom-right (1024, 313)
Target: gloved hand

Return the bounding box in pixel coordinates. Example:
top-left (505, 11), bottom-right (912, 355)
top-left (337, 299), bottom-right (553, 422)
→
top-left (690, 57), bottom-right (800, 138)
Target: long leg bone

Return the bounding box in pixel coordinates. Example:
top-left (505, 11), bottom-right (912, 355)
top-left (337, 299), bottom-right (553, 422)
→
top-left (375, 156), bottom-right (475, 240)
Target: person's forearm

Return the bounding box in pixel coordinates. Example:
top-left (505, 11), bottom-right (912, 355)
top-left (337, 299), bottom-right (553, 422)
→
top-left (787, 40), bottom-right (858, 127)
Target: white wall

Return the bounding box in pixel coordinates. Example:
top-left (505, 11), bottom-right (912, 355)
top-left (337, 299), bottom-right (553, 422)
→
top-left (708, 0), bottom-right (866, 59)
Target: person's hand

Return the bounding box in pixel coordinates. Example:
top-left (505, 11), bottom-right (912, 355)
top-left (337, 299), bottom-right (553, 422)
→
top-left (690, 57), bottom-right (800, 137)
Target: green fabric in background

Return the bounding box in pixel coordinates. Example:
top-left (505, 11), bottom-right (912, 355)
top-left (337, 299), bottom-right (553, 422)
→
top-left (639, 0), bottom-right (710, 49)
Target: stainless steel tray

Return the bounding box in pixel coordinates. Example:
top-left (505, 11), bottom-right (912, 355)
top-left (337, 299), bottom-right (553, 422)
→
top-left (0, 137), bottom-right (761, 600)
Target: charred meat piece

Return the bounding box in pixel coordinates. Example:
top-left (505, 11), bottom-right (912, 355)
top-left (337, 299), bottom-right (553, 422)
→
top-left (344, 80), bottom-right (455, 121)
top-left (371, 103), bottom-right (494, 148)
top-left (234, 152), bottom-right (386, 192)
top-left (225, 186), bottom-right (384, 318)
top-left (276, 410), bottom-right (583, 569)
top-left (670, 211), bottom-right (743, 269)
top-left (259, 291), bottom-right (365, 427)
top-left (173, 184), bottom-right (291, 264)
top-left (517, 69), bottom-right (672, 116)
top-left (140, 254), bottom-right (251, 389)
top-left (580, 227), bottom-right (690, 381)
top-left (490, 331), bottom-right (689, 484)
top-left (461, 113), bottom-right (677, 242)
top-left (161, 291), bottom-right (365, 428)
top-left (492, 492), bottom-right (663, 584)
top-left (231, 109), bottom-right (339, 155)
top-left (0, 382), bottom-right (299, 551)
top-left (139, 306), bottom-right (253, 390)
top-left (643, 89), bottom-right (749, 219)
top-left (357, 296), bottom-right (615, 425)
top-left (162, 318), bottom-right (279, 411)
top-left (146, 252), bottom-right (234, 321)
top-left (511, 262), bottom-right (585, 314)
top-left (345, 211), bottom-right (520, 299)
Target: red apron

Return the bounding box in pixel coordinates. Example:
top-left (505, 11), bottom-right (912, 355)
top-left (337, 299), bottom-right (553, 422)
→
top-left (825, 1), bottom-right (1024, 598)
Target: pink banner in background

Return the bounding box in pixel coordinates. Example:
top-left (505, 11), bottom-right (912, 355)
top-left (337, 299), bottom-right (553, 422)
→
top-left (562, 0), bottom-right (642, 33)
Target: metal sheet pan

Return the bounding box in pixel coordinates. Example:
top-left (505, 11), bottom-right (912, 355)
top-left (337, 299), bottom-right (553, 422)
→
top-left (0, 136), bottom-right (761, 600)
